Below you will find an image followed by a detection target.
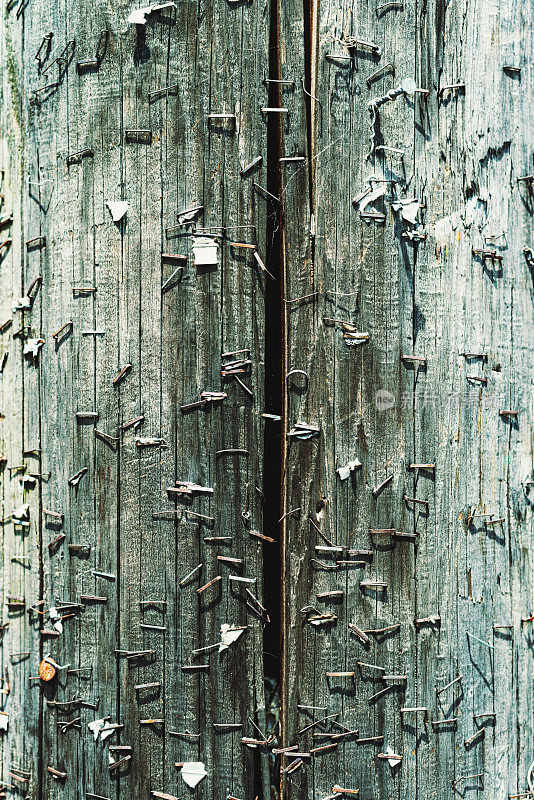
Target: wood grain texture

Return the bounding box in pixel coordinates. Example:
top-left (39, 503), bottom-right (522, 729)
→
top-left (0, 1), bottom-right (269, 799)
top-left (2, 0), bottom-right (534, 798)
top-left (279, 0), bottom-right (534, 799)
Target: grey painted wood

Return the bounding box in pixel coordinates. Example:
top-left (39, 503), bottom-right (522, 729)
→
top-left (0, 1), bottom-right (268, 799)
top-left (279, 1), bottom-right (534, 799)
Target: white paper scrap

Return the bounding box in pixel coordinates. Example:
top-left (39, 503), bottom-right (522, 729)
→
top-left (101, 723), bottom-right (118, 741)
top-left (44, 655), bottom-right (70, 670)
top-left (128, 7), bottom-right (148, 22)
top-left (106, 201), bottom-right (129, 222)
top-left (392, 198), bottom-right (420, 224)
top-left (88, 719), bottom-right (106, 741)
top-left (13, 296), bottom-right (31, 312)
top-left (88, 719), bottom-right (120, 742)
top-left (127, 2), bottom-right (175, 24)
top-left (12, 503), bottom-right (30, 523)
top-left (384, 747), bottom-right (403, 767)
top-left (219, 624), bottom-right (246, 653)
top-left (336, 459), bottom-right (362, 481)
top-left (24, 338), bottom-right (44, 359)
top-left (359, 183), bottom-right (387, 216)
top-left (49, 607), bottom-right (63, 634)
top-left (193, 236), bottom-right (218, 267)
top-left (180, 762), bottom-right (207, 788)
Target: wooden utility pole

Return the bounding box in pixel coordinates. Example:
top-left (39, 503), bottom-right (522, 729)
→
top-left (1, 1), bottom-right (533, 800)
top-left (279, 1), bottom-right (534, 798)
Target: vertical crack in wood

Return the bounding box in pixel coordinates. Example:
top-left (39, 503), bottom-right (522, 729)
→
top-left (263, 0), bottom-right (284, 796)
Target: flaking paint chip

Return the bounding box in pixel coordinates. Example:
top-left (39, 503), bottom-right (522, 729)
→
top-left (180, 762), bottom-right (207, 788)
top-left (0, 712), bottom-right (8, 731)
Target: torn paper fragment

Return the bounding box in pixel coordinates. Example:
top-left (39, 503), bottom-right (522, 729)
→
top-left (69, 467), bottom-right (88, 486)
top-left (192, 236), bottom-right (218, 267)
top-left (88, 719), bottom-right (106, 741)
top-left (359, 182), bottom-right (387, 220)
top-left (152, 794), bottom-right (179, 800)
top-left (353, 185), bottom-right (372, 205)
top-left (88, 719), bottom-right (121, 741)
top-left (383, 747), bottom-right (403, 767)
top-left (127, 1), bottom-right (175, 24)
top-left (342, 327), bottom-right (369, 347)
top-left (128, 7), bottom-right (149, 23)
top-left (106, 201), bottom-right (129, 222)
top-left (44, 655), bottom-right (70, 671)
top-left (219, 624), bottom-right (246, 652)
top-left (49, 607), bottom-right (63, 634)
top-left (24, 338), bottom-right (45, 359)
top-left (391, 198), bottom-right (420, 225)
top-left (401, 202), bottom-right (420, 224)
top-left (402, 226), bottom-right (426, 241)
top-left (177, 205), bottom-right (203, 225)
top-left (309, 613), bottom-right (336, 626)
top-left (332, 786), bottom-right (359, 797)
top-left (12, 296), bottom-right (31, 312)
top-left (336, 459), bottom-right (362, 481)
top-left (100, 722), bottom-right (120, 741)
top-left (201, 391), bottom-right (227, 403)
top-left (0, 712), bottom-right (8, 731)
top-left (180, 762), bottom-right (207, 789)
top-left (12, 503), bottom-right (30, 524)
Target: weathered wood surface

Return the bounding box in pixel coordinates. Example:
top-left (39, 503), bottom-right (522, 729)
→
top-left (279, 0), bottom-right (534, 798)
top-left (1, 0), bottom-right (534, 798)
top-left (0, 1), bottom-right (270, 799)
